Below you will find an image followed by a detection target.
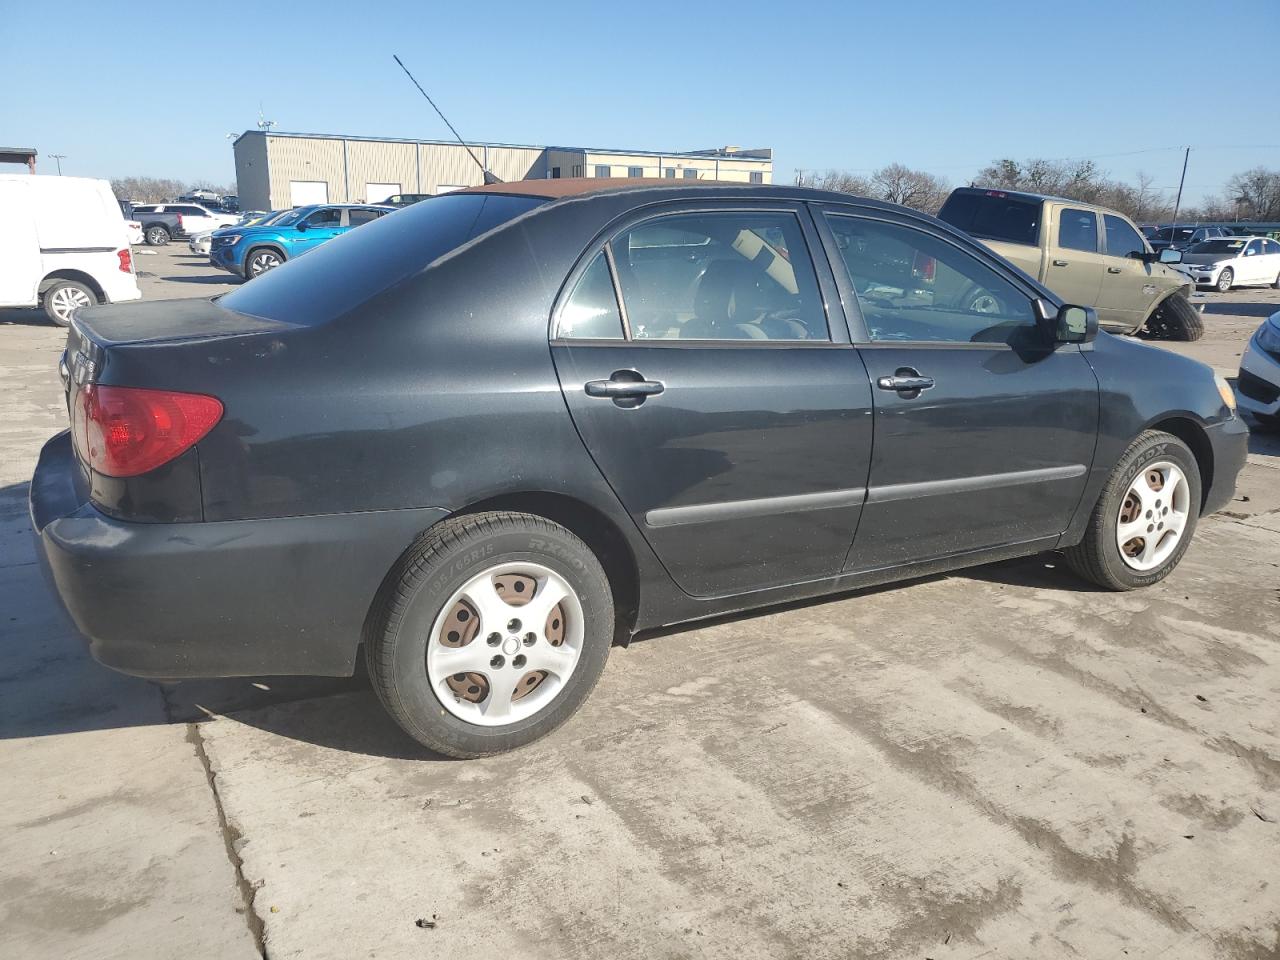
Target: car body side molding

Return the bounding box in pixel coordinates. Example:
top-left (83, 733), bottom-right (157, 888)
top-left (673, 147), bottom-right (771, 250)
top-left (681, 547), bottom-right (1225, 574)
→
top-left (865, 464), bottom-right (1088, 505)
top-left (645, 486), bottom-right (868, 529)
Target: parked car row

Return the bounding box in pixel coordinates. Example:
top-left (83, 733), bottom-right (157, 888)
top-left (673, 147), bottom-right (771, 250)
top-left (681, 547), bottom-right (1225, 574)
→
top-left (203, 203), bottom-right (394, 278)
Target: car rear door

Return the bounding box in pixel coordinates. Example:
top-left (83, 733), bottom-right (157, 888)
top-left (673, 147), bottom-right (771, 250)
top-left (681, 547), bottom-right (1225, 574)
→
top-left (550, 201), bottom-right (874, 598)
top-left (816, 205), bottom-right (1099, 569)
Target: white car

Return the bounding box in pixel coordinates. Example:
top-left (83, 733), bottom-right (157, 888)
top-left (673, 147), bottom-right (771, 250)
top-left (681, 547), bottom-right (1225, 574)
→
top-left (189, 211), bottom-right (272, 255)
top-left (0, 175), bottom-right (141, 325)
top-left (1177, 236), bottom-right (1280, 292)
top-left (1238, 311), bottom-right (1280, 432)
top-left (129, 202), bottom-right (239, 236)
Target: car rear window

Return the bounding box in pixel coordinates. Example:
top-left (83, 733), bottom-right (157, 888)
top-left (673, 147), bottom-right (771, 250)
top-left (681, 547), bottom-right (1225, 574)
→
top-left (937, 192), bottom-right (1041, 247)
top-left (221, 193), bottom-right (545, 325)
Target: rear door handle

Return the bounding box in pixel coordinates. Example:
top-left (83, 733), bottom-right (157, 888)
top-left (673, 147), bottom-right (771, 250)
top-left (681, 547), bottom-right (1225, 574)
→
top-left (1107, 266), bottom-right (1122, 274)
top-left (1052, 259), bottom-right (1069, 267)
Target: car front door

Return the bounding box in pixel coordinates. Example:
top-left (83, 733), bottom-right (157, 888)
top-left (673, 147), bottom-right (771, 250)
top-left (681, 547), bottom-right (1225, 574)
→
top-left (1046, 205), bottom-right (1109, 322)
top-left (1261, 239), bottom-right (1280, 285)
top-left (1241, 239), bottom-right (1268, 283)
top-left (1098, 213), bottom-right (1161, 330)
top-left (819, 207), bottom-right (1099, 569)
top-left (550, 203), bottom-right (874, 597)
top-left (293, 207), bottom-right (343, 254)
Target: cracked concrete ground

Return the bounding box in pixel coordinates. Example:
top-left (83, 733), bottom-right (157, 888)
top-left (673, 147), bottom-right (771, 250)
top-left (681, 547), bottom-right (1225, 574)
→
top-left (1, 248), bottom-right (1277, 959)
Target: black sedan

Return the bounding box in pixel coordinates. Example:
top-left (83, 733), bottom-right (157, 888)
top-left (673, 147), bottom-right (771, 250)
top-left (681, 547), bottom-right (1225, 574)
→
top-left (31, 180), bottom-right (1247, 758)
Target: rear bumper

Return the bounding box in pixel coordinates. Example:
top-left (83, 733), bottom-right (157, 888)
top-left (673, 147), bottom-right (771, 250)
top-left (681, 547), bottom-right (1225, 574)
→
top-left (30, 431), bottom-right (449, 679)
top-left (1202, 415), bottom-right (1249, 516)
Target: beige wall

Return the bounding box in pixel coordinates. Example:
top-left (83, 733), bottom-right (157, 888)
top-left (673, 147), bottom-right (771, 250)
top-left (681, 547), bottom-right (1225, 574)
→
top-left (241, 135), bottom-right (773, 207)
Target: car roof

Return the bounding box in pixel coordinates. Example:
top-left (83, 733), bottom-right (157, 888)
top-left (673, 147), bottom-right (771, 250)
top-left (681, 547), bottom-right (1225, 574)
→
top-left (455, 176), bottom-right (916, 214)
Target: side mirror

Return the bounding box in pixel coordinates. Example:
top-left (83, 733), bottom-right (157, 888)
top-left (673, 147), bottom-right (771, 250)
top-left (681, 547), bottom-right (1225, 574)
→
top-left (1054, 304), bottom-right (1097, 344)
top-left (295, 220), bottom-right (309, 231)
top-left (1157, 247), bottom-right (1182, 264)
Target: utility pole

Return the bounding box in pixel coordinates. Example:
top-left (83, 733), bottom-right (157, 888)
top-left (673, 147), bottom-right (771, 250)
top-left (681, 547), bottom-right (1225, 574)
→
top-left (1171, 146), bottom-right (1190, 224)
top-left (48, 153), bottom-right (66, 175)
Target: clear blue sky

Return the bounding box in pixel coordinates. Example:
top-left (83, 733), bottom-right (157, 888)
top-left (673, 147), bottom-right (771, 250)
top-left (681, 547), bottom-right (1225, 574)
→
top-left (3, 0), bottom-right (1277, 205)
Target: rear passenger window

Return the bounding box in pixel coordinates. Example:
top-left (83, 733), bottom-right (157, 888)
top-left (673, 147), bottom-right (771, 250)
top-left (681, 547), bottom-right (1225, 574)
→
top-left (1104, 215), bottom-right (1145, 259)
top-left (1059, 209), bottom-right (1098, 252)
top-left (557, 252), bottom-right (624, 339)
top-left (607, 211), bottom-right (828, 341)
top-left (348, 209), bottom-right (382, 225)
top-left (827, 214), bottom-right (1034, 344)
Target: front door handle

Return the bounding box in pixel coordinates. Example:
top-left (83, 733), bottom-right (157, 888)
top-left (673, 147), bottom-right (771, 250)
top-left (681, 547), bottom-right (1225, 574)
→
top-left (877, 374), bottom-right (935, 393)
top-left (1052, 259), bottom-right (1069, 267)
top-left (585, 379), bottom-right (665, 398)
top-left (1107, 266), bottom-right (1122, 274)
top-left (585, 370), bottom-right (665, 407)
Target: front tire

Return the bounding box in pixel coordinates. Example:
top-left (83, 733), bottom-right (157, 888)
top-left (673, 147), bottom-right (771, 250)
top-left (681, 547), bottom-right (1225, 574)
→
top-left (1145, 296), bottom-right (1204, 341)
top-left (245, 247), bottom-right (282, 278)
top-left (1063, 431), bottom-right (1200, 591)
top-left (41, 279), bottom-right (96, 326)
top-left (145, 225), bottom-right (170, 246)
top-left (365, 512), bottom-right (614, 758)
top-left (1216, 268), bottom-right (1234, 293)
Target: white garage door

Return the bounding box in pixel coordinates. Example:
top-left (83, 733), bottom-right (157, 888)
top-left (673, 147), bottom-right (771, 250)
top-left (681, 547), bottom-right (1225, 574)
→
top-left (289, 180), bottom-right (329, 206)
top-left (365, 182), bottom-right (400, 203)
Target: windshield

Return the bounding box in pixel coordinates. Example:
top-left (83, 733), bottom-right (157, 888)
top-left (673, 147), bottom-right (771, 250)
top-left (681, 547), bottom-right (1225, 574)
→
top-left (1188, 239), bottom-right (1246, 254)
top-left (937, 192), bottom-right (1041, 247)
top-left (221, 193), bottom-right (546, 326)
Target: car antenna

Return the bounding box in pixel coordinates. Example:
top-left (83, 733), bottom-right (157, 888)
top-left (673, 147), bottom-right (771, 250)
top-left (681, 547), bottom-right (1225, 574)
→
top-left (393, 55), bottom-right (502, 185)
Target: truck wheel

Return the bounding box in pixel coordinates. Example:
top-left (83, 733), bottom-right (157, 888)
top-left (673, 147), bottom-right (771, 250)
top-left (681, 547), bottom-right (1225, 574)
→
top-left (41, 279), bottom-right (96, 326)
top-left (1216, 268), bottom-right (1233, 292)
top-left (145, 225), bottom-right (170, 246)
top-left (364, 511), bottom-right (614, 758)
top-left (1145, 296), bottom-right (1204, 341)
top-left (1063, 430), bottom-right (1200, 591)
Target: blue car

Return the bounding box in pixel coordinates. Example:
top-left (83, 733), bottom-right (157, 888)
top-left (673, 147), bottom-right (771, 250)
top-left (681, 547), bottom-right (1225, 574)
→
top-left (210, 203), bottom-right (393, 279)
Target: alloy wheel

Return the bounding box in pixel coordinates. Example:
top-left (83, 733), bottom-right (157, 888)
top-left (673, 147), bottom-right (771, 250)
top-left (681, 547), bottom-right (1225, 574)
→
top-left (1216, 269), bottom-right (1233, 293)
top-left (249, 252), bottom-right (281, 276)
top-left (1115, 461), bottom-right (1190, 572)
top-left (426, 562), bottom-right (583, 726)
top-left (47, 285), bottom-right (92, 323)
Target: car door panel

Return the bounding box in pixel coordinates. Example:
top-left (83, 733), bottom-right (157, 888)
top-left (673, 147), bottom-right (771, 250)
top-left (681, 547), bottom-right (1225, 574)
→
top-left (553, 344), bottom-right (873, 596)
top-left (1098, 214), bottom-right (1159, 331)
top-left (1046, 205), bottom-right (1109, 322)
top-left (818, 206), bottom-right (1099, 569)
top-left (549, 201), bottom-right (874, 598)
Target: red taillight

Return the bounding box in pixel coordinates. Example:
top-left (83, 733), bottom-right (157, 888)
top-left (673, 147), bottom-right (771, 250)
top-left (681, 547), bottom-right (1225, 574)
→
top-left (72, 385), bottom-right (223, 477)
top-left (176, 213), bottom-right (184, 229)
top-left (117, 248), bottom-right (133, 273)
top-left (912, 252), bottom-right (936, 281)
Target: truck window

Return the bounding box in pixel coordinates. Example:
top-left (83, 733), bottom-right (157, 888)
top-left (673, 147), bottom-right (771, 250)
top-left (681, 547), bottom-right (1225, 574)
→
top-left (1103, 215), bottom-right (1145, 259)
top-left (937, 192), bottom-right (1041, 247)
top-left (1059, 209), bottom-right (1098, 252)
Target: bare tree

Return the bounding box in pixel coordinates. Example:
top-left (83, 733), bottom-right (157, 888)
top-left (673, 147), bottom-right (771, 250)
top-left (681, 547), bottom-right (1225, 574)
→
top-left (805, 169), bottom-right (873, 196)
top-left (1224, 167), bottom-right (1280, 221)
top-left (110, 177), bottom-right (236, 202)
top-left (870, 163), bottom-right (950, 215)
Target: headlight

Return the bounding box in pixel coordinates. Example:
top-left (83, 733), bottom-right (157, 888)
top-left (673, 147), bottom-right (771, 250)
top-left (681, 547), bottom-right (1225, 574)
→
top-left (1256, 315), bottom-right (1280, 353)
top-left (1214, 373), bottom-right (1236, 413)
top-left (217, 233), bottom-right (242, 246)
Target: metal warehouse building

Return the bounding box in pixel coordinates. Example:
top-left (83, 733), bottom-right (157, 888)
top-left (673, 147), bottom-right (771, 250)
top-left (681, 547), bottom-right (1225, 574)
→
top-left (232, 131), bottom-right (772, 211)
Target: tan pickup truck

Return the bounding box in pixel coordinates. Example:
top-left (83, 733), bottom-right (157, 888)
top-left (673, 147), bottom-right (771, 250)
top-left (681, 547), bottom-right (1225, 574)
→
top-left (938, 188), bottom-right (1202, 340)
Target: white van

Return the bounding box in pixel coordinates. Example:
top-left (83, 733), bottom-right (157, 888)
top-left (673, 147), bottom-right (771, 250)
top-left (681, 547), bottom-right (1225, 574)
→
top-left (0, 175), bottom-right (141, 326)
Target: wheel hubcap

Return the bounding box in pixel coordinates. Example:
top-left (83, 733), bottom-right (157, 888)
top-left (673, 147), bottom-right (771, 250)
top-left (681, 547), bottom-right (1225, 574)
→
top-left (427, 562), bottom-right (583, 726)
top-left (250, 254), bottom-right (279, 275)
top-left (49, 286), bottom-right (91, 320)
top-left (1115, 461), bottom-right (1190, 572)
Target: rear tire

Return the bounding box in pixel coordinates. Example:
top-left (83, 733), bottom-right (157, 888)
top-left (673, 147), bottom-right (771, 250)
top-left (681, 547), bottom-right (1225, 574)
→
top-left (1145, 296), bottom-right (1204, 341)
top-left (41, 279), bottom-right (96, 326)
top-left (364, 512), bottom-right (614, 758)
top-left (145, 225), bottom-right (170, 246)
top-left (1216, 268), bottom-right (1234, 293)
top-left (1271, 270), bottom-right (1280, 290)
top-left (1063, 430), bottom-right (1200, 591)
